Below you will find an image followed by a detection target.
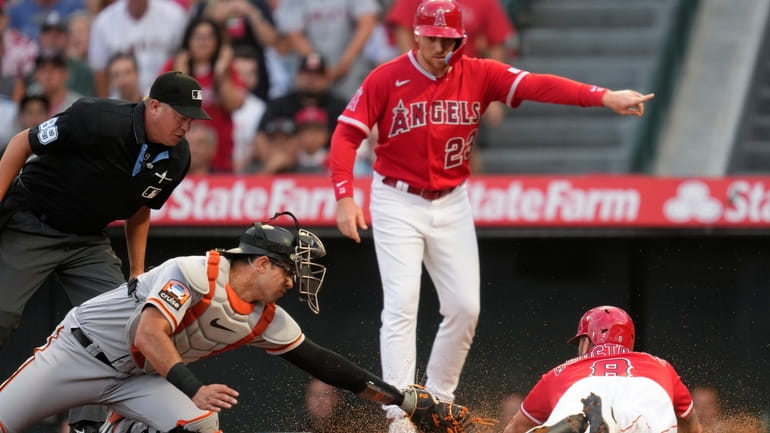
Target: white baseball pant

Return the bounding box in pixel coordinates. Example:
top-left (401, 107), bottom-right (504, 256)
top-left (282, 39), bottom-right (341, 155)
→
top-left (370, 172), bottom-right (480, 419)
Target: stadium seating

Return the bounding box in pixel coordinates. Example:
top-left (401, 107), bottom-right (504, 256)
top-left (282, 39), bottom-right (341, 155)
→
top-left (481, 0), bottom-right (682, 174)
top-left (728, 20), bottom-right (770, 173)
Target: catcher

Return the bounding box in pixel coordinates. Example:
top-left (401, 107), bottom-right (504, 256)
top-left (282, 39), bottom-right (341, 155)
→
top-left (0, 212), bottom-right (476, 433)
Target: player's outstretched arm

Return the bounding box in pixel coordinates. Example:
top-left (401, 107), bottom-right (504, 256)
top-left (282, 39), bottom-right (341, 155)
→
top-left (281, 338), bottom-right (399, 399)
top-left (281, 339), bottom-right (482, 433)
top-left (602, 90), bottom-right (655, 117)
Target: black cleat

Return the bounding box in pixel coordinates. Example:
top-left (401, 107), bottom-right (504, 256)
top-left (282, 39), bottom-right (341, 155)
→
top-left (581, 393), bottom-right (619, 433)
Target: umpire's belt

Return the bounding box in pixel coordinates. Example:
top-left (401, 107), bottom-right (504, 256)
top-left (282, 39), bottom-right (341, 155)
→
top-left (72, 327), bottom-right (113, 368)
top-left (382, 177), bottom-right (456, 201)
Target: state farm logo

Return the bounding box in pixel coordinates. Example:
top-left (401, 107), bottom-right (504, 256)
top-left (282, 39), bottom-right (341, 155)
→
top-left (663, 179), bottom-right (770, 224)
top-left (470, 180), bottom-right (640, 222)
top-left (149, 176), bottom-right (770, 227)
top-left (663, 181), bottom-right (722, 223)
top-left (151, 178), bottom-right (354, 222)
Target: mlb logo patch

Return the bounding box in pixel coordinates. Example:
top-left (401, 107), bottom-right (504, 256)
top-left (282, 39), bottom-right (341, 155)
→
top-left (158, 280), bottom-right (191, 310)
top-left (191, 89), bottom-right (203, 101)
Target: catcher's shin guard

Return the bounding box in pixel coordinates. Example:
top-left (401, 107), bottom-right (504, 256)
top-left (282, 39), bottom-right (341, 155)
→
top-left (524, 414), bottom-right (588, 433)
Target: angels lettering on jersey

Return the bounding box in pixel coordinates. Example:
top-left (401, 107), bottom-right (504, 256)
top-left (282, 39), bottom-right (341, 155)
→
top-left (388, 99), bottom-right (482, 138)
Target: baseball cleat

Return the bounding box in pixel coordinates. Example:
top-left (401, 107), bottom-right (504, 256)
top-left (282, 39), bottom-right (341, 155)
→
top-left (581, 393), bottom-right (619, 433)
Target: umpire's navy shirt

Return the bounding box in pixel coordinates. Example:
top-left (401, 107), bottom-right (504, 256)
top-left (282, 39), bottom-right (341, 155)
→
top-left (5, 98), bottom-right (191, 234)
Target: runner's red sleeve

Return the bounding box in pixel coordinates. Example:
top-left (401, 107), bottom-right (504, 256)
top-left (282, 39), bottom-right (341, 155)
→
top-left (516, 73), bottom-right (607, 107)
top-left (329, 122), bottom-right (368, 200)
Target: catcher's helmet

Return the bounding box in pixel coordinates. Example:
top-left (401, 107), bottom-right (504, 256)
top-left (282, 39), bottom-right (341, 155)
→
top-left (222, 212), bottom-right (327, 314)
top-left (413, 0), bottom-right (465, 39)
top-left (568, 305), bottom-right (635, 350)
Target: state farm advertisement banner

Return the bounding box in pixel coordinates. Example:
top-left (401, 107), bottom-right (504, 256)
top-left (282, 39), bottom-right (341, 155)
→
top-left (148, 175), bottom-right (770, 228)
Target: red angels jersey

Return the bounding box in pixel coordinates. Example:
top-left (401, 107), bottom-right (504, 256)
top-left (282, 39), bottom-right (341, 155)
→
top-left (332, 51), bottom-right (606, 195)
top-left (520, 344), bottom-right (695, 433)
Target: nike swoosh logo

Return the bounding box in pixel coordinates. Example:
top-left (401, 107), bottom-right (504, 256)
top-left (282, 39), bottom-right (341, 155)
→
top-left (395, 79), bottom-right (410, 87)
top-left (210, 318), bottom-right (235, 332)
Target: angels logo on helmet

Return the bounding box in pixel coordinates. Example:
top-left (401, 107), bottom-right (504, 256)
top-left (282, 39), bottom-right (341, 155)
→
top-left (413, 0), bottom-right (465, 39)
top-left (433, 9), bottom-right (447, 27)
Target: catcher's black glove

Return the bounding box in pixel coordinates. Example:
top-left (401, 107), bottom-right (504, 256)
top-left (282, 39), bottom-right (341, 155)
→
top-left (400, 385), bottom-right (484, 433)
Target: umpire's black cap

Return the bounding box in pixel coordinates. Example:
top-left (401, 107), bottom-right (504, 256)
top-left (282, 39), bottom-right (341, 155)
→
top-left (149, 71), bottom-right (211, 120)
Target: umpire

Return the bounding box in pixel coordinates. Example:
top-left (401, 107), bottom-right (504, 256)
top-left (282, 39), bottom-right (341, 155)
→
top-left (0, 71), bottom-right (210, 431)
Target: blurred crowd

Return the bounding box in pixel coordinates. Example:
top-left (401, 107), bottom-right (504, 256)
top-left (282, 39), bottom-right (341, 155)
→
top-left (0, 0), bottom-right (527, 175)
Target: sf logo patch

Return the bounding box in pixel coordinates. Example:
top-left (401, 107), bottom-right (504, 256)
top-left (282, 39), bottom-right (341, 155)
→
top-left (158, 280), bottom-right (191, 310)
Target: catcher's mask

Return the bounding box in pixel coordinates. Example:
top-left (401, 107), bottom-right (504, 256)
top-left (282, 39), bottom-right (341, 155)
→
top-left (221, 211), bottom-right (327, 314)
top-left (568, 305), bottom-right (635, 350)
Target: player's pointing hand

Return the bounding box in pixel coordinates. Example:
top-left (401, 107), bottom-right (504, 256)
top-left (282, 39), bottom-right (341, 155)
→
top-left (602, 90), bottom-right (655, 117)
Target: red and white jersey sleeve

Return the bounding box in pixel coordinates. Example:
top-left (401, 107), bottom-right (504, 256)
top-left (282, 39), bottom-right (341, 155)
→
top-left (520, 344), bottom-right (694, 432)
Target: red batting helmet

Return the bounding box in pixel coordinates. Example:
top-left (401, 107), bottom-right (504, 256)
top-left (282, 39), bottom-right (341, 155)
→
top-left (413, 0), bottom-right (465, 39)
top-left (568, 306), bottom-right (635, 350)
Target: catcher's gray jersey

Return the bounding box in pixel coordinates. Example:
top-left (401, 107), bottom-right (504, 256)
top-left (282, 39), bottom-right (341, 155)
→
top-left (0, 251), bottom-right (304, 432)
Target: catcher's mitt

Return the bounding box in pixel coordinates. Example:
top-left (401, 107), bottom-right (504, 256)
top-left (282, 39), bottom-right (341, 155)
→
top-left (400, 385), bottom-right (496, 433)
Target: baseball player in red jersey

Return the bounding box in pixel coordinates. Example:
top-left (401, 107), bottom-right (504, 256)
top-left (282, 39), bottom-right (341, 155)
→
top-left (504, 306), bottom-right (703, 433)
top-left (329, 1), bottom-right (654, 432)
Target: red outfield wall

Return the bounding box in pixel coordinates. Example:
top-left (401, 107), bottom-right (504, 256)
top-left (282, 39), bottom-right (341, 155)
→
top-left (145, 175), bottom-right (770, 228)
